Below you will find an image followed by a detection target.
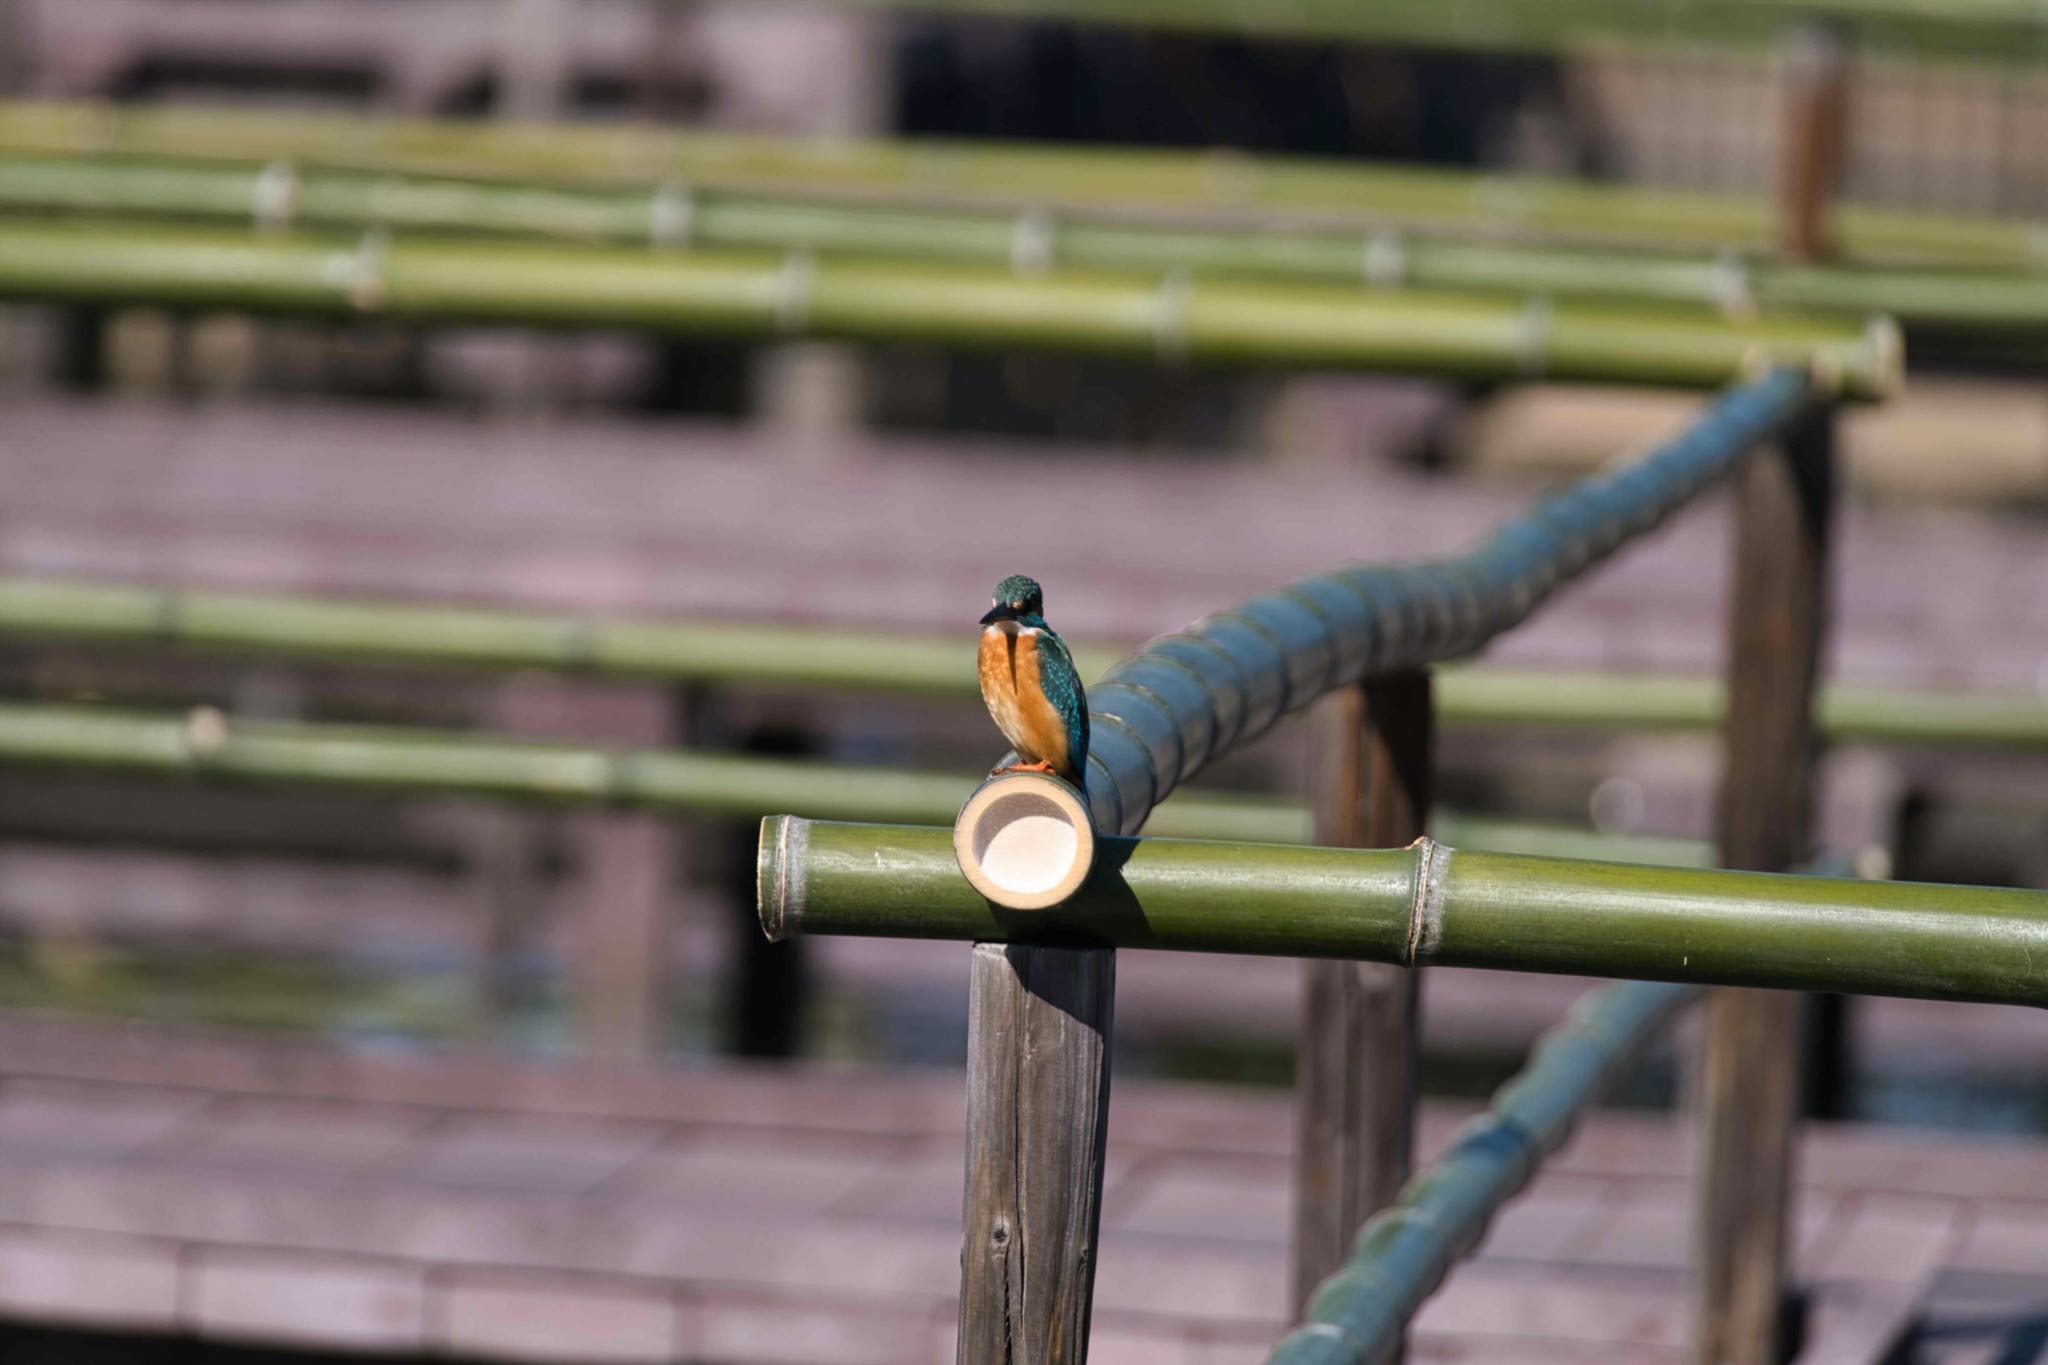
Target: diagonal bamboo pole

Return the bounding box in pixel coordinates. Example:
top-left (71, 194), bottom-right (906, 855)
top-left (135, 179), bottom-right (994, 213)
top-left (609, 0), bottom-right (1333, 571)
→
top-left (1270, 979), bottom-right (1699, 1365)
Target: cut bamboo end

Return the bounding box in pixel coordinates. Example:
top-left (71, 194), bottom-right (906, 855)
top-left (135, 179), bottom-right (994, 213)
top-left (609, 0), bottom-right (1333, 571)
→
top-left (953, 771), bottom-right (1097, 911)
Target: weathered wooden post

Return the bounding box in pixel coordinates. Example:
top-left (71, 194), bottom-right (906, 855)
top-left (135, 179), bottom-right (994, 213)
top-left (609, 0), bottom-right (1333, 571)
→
top-left (1292, 672), bottom-right (1433, 1316)
top-left (1694, 32), bottom-right (1846, 1364)
top-left (1693, 401), bottom-right (1833, 1365)
top-left (954, 772), bottom-right (1112, 1364)
top-left (958, 943), bottom-right (1114, 1365)
top-left (566, 810), bottom-right (672, 1055)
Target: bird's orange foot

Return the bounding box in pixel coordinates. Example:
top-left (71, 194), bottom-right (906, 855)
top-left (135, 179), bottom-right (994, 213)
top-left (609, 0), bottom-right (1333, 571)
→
top-left (991, 759), bottom-right (1060, 778)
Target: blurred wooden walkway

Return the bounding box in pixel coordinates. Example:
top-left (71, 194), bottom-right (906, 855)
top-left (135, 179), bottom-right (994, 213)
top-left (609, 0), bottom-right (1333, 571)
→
top-left (0, 1017), bottom-right (2037, 1362)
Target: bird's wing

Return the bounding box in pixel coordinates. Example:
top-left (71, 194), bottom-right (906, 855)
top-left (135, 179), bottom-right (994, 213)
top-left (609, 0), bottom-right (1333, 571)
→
top-left (1037, 628), bottom-right (1090, 783)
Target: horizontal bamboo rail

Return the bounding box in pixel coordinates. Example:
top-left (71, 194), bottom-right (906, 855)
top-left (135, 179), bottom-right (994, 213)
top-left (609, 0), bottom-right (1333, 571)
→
top-left (758, 819), bottom-right (2048, 1006)
top-left (0, 154), bottom-right (2041, 331)
top-left (0, 577), bottom-right (2031, 747)
top-left (0, 220), bottom-right (1894, 393)
top-left (1268, 979), bottom-right (1697, 1365)
top-left (816, 0), bottom-right (2048, 63)
top-left (0, 698), bottom-right (1704, 862)
top-left (0, 102), bottom-right (2032, 269)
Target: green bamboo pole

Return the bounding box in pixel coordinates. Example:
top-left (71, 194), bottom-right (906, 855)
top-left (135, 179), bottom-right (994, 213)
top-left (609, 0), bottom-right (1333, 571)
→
top-left (815, 0), bottom-right (2048, 64)
top-left (0, 219), bottom-right (1893, 393)
top-left (0, 102), bottom-right (2033, 269)
top-left (182, 0), bottom-right (2048, 61)
top-left (0, 577), bottom-right (1032, 697)
top-left (759, 818), bottom-right (2048, 1006)
top-left (0, 154), bottom-right (2042, 331)
top-left (0, 698), bottom-right (1704, 862)
top-left (1268, 978), bottom-right (1697, 1365)
top-left (0, 578), bottom-right (2035, 748)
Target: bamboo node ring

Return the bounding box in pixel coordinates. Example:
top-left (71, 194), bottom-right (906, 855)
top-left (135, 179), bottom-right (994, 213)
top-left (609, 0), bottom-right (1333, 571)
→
top-left (1009, 207), bottom-right (1057, 275)
top-left (251, 159), bottom-right (299, 234)
top-left (1710, 249), bottom-right (1754, 318)
top-left (1363, 230), bottom-right (1408, 288)
top-left (181, 705), bottom-right (230, 759)
top-left (774, 250), bottom-right (817, 336)
top-left (650, 180), bottom-right (695, 249)
top-left (1513, 295), bottom-right (1554, 377)
top-left (1152, 268), bottom-right (1193, 364)
top-left (1405, 836), bottom-right (1449, 965)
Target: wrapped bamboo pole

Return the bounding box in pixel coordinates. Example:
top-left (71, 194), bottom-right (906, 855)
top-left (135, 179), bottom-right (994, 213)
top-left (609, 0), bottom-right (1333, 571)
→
top-left (4, 155), bottom-right (2048, 330)
top-left (1269, 979), bottom-right (1699, 1365)
top-left (0, 101), bottom-right (2035, 269)
top-left (938, 367), bottom-right (1827, 1361)
top-left (0, 219), bottom-right (1897, 394)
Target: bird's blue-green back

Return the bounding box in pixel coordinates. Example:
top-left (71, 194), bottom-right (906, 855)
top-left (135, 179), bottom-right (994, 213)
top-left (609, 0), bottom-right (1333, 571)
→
top-left (1020, 612), bottom-right (1088, 786)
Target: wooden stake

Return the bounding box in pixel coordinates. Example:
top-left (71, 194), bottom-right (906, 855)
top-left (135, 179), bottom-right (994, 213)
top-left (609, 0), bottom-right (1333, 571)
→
top-left (1779, 24), bottom-right (1851, 262)
top-left (1695, 28), bottom-right (1847, 1364)
top-left (566, 812), bottom-right (671, 1056)
top-left (1694, 406), bottom-right (1835, 1365)
top-left (958, 943), bottom-right (1114, 1365)
top-left (1292, 671), bottom-right (1432, 1316)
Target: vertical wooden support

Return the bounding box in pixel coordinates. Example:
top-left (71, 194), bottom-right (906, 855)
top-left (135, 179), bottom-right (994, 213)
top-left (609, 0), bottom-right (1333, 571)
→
top-left (1781, 20), bottom-right (1855, 1131)
top-left (0, 0), bottom-right (23, 89)
top-left (1694, 406), bottom-right (1835, 1365)
top-left (1779, 24), bottom-right (1851, 263)
top-left (567, 812), bottom-right (672, 1056)
top-left (1694, 30), bottom-right (1847, 1365)
top-left (958, 943), bottom-right (1114, 1365)
top-left (449, 803), bottom-right (547, 1040)
top-left (1292, 671), bottom-right (1433, 1315)
top-left (499, 0), bottom-right (571, 120)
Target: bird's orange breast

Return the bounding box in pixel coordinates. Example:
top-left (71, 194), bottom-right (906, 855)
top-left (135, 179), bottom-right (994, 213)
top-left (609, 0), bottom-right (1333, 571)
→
top-left (978, 625), bottom-right (1071, 773)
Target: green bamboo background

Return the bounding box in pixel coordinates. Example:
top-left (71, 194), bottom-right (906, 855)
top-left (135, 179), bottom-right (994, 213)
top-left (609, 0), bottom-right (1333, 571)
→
top-left (817, 0), bottom-right (2048, 63)
top-left (0, 700), bottom-right (1704, 864)
top-left (0, 219), bottom-right (1894, 393)
top-left (0, 102), bottom-right (2032, 267)
top-left (0, 154), bottom-right (2038, 332)
top-left (0, 577), bottom-right (2037, 746)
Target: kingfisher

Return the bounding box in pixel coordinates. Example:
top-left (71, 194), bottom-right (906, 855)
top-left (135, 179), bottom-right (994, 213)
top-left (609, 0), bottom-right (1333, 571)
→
top-left (977, 574), bottom-right (1089, 789)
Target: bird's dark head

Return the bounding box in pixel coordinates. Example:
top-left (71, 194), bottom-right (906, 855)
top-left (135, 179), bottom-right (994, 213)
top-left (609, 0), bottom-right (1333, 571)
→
top-left (981, 574), bottom-right (1045, 626)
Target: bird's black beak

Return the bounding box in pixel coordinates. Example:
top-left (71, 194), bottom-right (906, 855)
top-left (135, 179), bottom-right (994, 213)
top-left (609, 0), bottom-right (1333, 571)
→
top-left (980, 604), bottom-right (1015, 626)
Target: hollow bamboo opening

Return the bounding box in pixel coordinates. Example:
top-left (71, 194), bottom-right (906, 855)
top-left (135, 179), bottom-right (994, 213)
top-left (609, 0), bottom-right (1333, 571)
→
top-left (952, 771), bottom-right (1096, 910)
